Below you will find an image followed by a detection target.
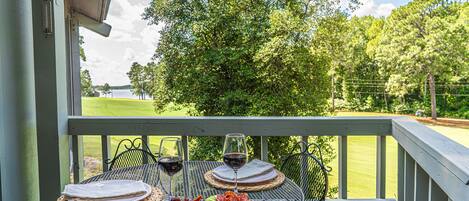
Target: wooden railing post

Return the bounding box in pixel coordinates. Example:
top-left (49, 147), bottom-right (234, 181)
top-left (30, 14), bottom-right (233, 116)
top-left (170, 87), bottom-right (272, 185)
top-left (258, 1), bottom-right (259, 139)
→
top-left (260, 136), bottom-right (268, 161)
top-left (404, 152), bottom-right (415, 201)
top-left (300, 136), bottom-right (309, 194)
top-left (398, 144), bottom-right (405, 201)
top-left (141, 135), bottom-right (149, 164)
top-left (376, 136), bottom-right (386, 198)
top-left (181, 135), bottom-right (189, 161)
top-left (181, 135), bottom-right (190, 197)
top-left (339, 136), bottom-right (348, 199)
top-left (430, 179), bottom-right (448, 201)
top-left (414, 164), bottom-right (429, 201)
top-left (101, 135), bottom-right (111, 172)
top-left (72, 135), bottom-right (83, 183)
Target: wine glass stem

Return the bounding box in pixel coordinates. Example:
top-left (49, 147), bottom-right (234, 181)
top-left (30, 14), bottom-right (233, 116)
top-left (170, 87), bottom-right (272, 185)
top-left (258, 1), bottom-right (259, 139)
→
top-left (234, 170), bottom-right (238, 194)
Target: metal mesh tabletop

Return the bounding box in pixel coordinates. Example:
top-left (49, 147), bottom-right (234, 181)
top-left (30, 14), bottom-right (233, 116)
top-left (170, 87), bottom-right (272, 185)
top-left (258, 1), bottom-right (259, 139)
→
top-left (83, 161), bottom-right (304, 200)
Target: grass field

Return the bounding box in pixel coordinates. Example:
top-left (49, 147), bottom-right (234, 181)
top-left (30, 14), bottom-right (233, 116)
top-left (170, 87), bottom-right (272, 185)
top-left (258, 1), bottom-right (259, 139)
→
top-left (81, 97), bottom-right (469, 198)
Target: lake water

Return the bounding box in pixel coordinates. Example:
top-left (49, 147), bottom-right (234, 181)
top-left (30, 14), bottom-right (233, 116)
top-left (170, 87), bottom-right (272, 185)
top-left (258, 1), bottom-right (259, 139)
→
top-left (100, 89), bottom-right (151, 100)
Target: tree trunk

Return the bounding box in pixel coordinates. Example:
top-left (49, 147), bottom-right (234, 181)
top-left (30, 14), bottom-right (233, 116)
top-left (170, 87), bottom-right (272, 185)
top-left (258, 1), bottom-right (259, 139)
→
top-left (331, 76), bottom-right (335, 112)
top-left (428, 73), bottom-right (437, 120)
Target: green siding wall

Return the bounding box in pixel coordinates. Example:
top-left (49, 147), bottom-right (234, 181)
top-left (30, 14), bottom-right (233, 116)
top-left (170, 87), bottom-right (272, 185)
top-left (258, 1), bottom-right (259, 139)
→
top-left (0, 0), bottom-right (40, 200)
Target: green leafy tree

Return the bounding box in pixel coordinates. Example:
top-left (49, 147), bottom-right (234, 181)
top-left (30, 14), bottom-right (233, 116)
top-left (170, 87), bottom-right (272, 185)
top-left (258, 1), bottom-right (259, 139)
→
top-left (127, 62), bottom-right (146, 100)
top-left (79, 36), bottom-right (96, 97)
top-left (376, 0), bottom-right (469, 119)
top-left (143, 1), bottom-right (359, 180)
top-left (79, 36), bottom-right (86, 62)
top-left (341, 17), bottom-right (387, 111)
top-left (143, 62), bottom-right (157, 98)
top-left (310, 13), bottom-right (348, 111)
top-left (80, 69), bottom-right (95, 97)
top-left (102, 83), bottom-right (111, 97)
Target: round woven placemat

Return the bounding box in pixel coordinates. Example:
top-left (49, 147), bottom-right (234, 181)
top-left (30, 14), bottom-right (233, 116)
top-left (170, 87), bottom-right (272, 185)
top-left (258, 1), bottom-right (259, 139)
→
top-left (204, 170), bottom-right (285, 192)
top-left (57, 187), bottom-right (164, 201)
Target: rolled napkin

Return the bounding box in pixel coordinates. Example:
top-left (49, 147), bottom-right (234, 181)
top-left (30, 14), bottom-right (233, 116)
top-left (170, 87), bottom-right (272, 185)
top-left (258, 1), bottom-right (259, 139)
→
top-left (62, 180), bottom-right (148, 200)
top-left (213, 159), bottom-right (274, 180)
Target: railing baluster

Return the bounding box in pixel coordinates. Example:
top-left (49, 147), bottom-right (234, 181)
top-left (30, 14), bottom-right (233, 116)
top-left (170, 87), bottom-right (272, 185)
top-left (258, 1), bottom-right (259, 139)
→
top-left (430, 178), bottom-right (448, 201)
top-left (141, 135), bottom-right (149, 164)
top-left (72, 135), bottom-right (83, 183)
top-left (300, 136), bottom-right (309, 194)
top-left (339, 136), bottom-right (348, 199)
top-left (415, 164), bottom-right (429, 201)
top-left (101, 135), bottom-right (111, 172)
top-left (376, 136), bottom-right (386, 198)
top-left (181, 135), bottom-right (189, 161)
top-left (398, 144), bottom-right (405, 201)
top-left (404, 152), bottom-right (415, 201)
top-left (260, 136), bottom-right (268, 161)
top-left (181, 135), bottom-right (190, 197)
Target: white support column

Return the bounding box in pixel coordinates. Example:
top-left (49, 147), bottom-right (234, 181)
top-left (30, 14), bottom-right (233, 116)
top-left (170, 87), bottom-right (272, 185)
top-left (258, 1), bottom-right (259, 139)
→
top-left (0, 0), bottom-right (40, 200)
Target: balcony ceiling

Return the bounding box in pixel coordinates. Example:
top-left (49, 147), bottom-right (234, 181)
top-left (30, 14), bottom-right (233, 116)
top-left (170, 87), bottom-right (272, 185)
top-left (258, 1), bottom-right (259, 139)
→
top-left (71, 0), bottom-right (110, 22)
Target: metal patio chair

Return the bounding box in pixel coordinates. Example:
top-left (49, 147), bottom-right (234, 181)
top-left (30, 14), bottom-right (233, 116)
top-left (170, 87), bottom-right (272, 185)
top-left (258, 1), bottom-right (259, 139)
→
top-left (280, 141), bottom-right (330, 201)
top-left (107, 138), bottom-right (158, 171)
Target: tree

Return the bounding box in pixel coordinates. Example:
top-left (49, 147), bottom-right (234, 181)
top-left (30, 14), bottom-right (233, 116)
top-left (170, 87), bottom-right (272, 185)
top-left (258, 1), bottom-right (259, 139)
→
top-left (127, 62), bottom-right (146, 100)
top-left (79, 36), bottom-right (86, 62)
top-left (80, 69), bottom-right (95, 97)
top-left (79, 36), bottom-right (96, 97)
top-left (102, 83), bottom-right (111, 97)
top-left (310, 13), bottom-right (349, 111)
top-left (143, 62), bottom-right (157, 98)
top-left (376, 0), bottom-right (469, 119)
top-left (144, 0), bottom-right (358, 172)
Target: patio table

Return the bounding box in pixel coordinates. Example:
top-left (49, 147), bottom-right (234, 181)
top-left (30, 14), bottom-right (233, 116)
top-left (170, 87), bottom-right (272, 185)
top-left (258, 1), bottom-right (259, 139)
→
top-left (82, 161), bottom-right (305, 200)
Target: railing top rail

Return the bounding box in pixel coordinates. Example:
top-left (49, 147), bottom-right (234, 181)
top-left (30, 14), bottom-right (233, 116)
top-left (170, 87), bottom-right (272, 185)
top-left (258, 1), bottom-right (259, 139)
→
top-left (68, 116), bottom-right (397, 136)
top-left (393, 117), bottom-right (469, 200)
top-left (393, 117), bottom-right (469, 185)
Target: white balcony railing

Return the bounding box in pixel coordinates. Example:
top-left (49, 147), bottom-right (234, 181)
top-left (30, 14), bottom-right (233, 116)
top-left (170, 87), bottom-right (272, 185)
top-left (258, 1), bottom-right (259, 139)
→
top-left (68, 116), bottom-right (469, 201)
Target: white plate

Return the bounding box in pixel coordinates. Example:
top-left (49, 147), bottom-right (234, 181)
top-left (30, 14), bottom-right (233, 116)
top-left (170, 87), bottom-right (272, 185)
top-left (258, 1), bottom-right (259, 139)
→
top-left (212, 170), bottom-right (278, 184)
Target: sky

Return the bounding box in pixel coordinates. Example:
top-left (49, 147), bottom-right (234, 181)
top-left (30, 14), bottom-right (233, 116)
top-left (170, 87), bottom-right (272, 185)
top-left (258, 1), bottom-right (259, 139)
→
top-left (81, 0), bottom-right (411, 86)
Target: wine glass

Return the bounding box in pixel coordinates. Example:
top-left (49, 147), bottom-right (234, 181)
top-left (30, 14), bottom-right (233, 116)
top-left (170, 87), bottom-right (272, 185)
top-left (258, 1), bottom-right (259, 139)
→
top-left (158, 137), bottom-right (183, 198)
top-left (223, 133), bottom-right (248, 193)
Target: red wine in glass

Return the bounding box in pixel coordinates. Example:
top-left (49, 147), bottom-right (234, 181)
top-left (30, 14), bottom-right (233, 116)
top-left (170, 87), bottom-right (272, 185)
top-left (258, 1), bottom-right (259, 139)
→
top-left (223, 153), bottom-right (247, 170)
top-left (223, 133), bottom-right (248, 193)
top-left (159, 156), bottom-right (183, 176)
top-left (159, 137), bottom-right (184, 198)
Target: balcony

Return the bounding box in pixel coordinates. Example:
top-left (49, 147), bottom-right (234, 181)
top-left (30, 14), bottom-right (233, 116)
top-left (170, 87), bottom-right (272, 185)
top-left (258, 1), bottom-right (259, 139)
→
top-left (66, 116), bottom-right (469, 201)
top-left (2, 0), bottom-right (469, 200)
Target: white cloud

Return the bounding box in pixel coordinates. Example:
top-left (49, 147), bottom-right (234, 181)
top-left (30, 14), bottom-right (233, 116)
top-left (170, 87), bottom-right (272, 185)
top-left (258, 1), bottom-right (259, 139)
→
top-left (80, 0), bottom-right (163, 86)
top-left (123, 48), bottom-right (136, 61)
top-left (353, 0), bottom-right (396, 17)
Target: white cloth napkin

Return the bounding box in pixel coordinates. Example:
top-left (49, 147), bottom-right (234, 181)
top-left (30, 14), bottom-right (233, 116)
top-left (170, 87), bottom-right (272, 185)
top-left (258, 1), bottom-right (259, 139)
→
top-left (213, 169), bottom-right (278, 183)
top-left (62, 180), bottom-right (148, 199)
top-left (213, 159), bottom-right (274, 180)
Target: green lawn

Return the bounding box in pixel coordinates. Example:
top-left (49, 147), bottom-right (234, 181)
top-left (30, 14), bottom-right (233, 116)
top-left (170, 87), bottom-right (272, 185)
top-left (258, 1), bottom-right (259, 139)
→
top-left (82, 97), bottom-right (188, 116)
top-left (81, 97), bottom-right (469, 199)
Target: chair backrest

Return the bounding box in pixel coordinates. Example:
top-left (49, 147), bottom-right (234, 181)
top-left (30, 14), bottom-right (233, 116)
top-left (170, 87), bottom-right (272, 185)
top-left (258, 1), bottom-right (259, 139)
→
top-left (280, 141), bottom-right (329, 201)
top-left (107, 138), bottom-right (158, 171)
